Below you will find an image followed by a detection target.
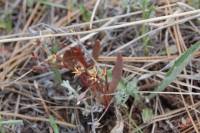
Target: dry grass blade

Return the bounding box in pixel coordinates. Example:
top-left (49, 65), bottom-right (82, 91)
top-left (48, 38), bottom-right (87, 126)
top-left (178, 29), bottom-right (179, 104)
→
top-left (0, 9), bottom-right (200, 43)
top-left (0, 112), bottom-right (76, 128)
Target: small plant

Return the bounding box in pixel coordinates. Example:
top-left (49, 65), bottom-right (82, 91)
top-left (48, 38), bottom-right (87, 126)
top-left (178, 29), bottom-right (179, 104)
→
top-left (0, 14), bottom-right (12, 32)
top-left (115, 78), bottom-right (140, 105)
top-left (32, 40), bottom-right (63, 84)
top-left (79, 4), bottom-right (91, 22)
top-left (141, 108), bottom-right (153, 123)
top-left (49, 116), bottom-right (59, 133)
top-left (62, 40), bottom-right (123, 107)
top-left (49, 41), bottom-right (63, 84)
top-left (139, 0), bottom-right (155, 55)
top-left (148, 42), bottom-right (200, 99)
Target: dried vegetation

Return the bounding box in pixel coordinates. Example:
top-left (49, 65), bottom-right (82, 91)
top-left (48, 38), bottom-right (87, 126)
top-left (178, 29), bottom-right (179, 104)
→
top-left (0, 0), bottom-right (200, 133)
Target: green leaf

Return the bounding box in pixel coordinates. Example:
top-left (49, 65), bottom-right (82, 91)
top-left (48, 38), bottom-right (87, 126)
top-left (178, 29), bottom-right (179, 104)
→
top-left (51, 67), bottom-right (62, 84)
top-left (187, 0), bottom-right (200, 9)
top-left (0, 14), bottom-right (12, 32)
top-left (50, 42), bottom-right (59, 54)
top-left (115, 79), bottom-right (140, 105)
top-left (27, 0), bottom-right (35, 7)
top-left (0, 20), bottom-right (7, 29)
top-left (49, 116), bottom-right (59, 133)
top-left (79, 4), bottom-right (91, 22)
top-left (142, 108), bottom-right (153, 123)
top-left (126, 79), bottom-right (140, 103)
top-left (115, 80), bottom-right (129, 105)
top-left (97, 68), bottom-right (112, 81)
top-left (148, 42), bottom-right (200, 99)
top-left (0, 116), bottom-right (5, 133)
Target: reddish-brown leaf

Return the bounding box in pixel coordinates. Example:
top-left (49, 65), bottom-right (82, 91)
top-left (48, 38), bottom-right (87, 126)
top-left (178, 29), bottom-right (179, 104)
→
top-left (63, 47), bottom-right (80, 69)
top-left (109, 54), bottom-right (123, 92)
top-left (31, 52), bottom-right (38, 60)
top-left (103, 54), bottom-right (123, 107)
top-left (79, 72), bottom-right (92, 88)
top-left (92, 40), bottom-right (101, 60)
top-left (32, 65), bottom-right (48, 73)
top-left (63, 47), bottom-right (88, 70)
top-left (63, 46), bottom-right (96, 70)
